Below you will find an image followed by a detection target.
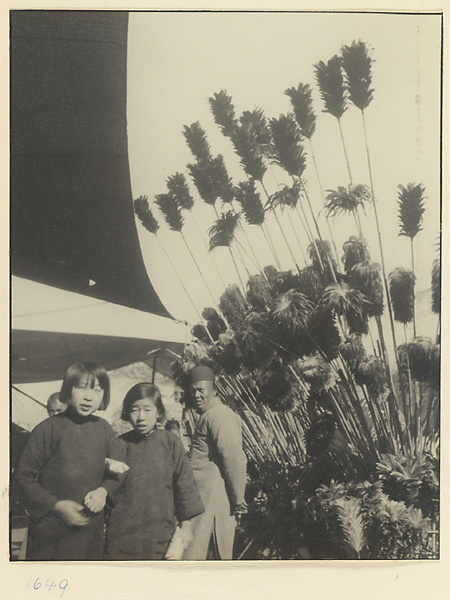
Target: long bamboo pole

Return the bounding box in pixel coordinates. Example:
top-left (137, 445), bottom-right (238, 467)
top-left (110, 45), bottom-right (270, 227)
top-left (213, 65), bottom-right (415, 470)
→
top-left (308, 137), bottom-right (341, 266)
top-left (179, 230), bottom-right (224, 318)
top-left (154, 234), bottom-right (214, 343)
top-left (361, 110), bottom-right (399, 365)
top-left (188, 209), bottom-right (228, 290)
top-left (260, 181), bottom-right (301, 273)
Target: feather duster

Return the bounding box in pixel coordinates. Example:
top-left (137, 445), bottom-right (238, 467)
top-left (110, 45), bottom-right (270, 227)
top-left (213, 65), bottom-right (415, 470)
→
top-left (246, 273), bottom-right (274, 311)
top-left (219, 284), bottom-right (247, 327)
top-left (240, 108), bottom-right (272, 148)
top-left (187, 160), bottom-right (218, 206)
top-left (349, 261), bottom-right (384, 317)
top-left (284, 83), bottom-right (317, 138)
top-left (191, 323), bottom-right (212, 344)
top-left (407, 508), bottom-right (431, 534)
top-left (267, 181), bottom-right (301, 211)
top-left (340, 40), bottom-right (374, 111)
top-left (269, 114), bottom-right (306, 178)
top-left (213, 154), bottom-right (235, 203)
top-left (188, 155), bottom-right (234, 205)
top-left (202, 307), bottom-right (227, 340)
top-left (314, 55), bottom-right (348, 119)
top-left (342, 236), bottom-right (370, 273)
top-left (389, 267), bottom-right (415, 324)
top-left (209, 90), bottom-right (238, 137)
top-left (306, 389), bottom-right (334, 419)
top-left (183, 121), bottom-right (211, 162)
top-left (270, 269), bottom-right (302, 296)
top-left (256, 360), bottom-right (299, 411)
top-left (297, 353), bottom-right (338, 391)
top-left (166, 172), bottom-right (194, 211)
top-left (397, 183), bottom-right (426, 239)
top-left (297, 265), bottom-right (326, 303)
top-left (339, 334), bottom-right (367, 372)
top-left (155, 193), bottom-right (184, 232)
top-left (306, 307), bottom-right (342, 360)
top-left (231, 125), bottom-right (267, 181)
top-left (263, 265), bottom-right (280, 285)
top-left (346, 309), bottom-right (369, 335)
top-left (304, 411), bottom-right (336, 456)
top-left (209, 210), bottom-right (241, 251)
top-left (335, 497), bottom-right (367, 558)
top-left (353, 355), bottom-right (386, 396)
top-left (320, 282), bottom-right (370, 334)
top-left (202, 306), bottom-right (224, 324)
top-left (378, 499), bottom-right (411, 524)
top-left (238, 311), bottom-right (275, 371)
top-left (326, 184), bottom-right (371, 218)
top-left (272, 289), bottom-right (314, 331)
top-left (210, 330), bottom-right (244, 376)
top-left (134, 195), bottom-right (150, 218)
top-left (234, 179), bottom-right (266, 226)
top-left (431, 256), bottom-right (440, 314)
top-left (430, 343), bottom-right (441, 390)
top-left (139, 210), bottom-right (160, 236)
top-left (134, 196), bottom-right (160, 235)
top-left (308, 239), bottom-right (338, 281)
top-left (404, 337), bottom-right (439, 388)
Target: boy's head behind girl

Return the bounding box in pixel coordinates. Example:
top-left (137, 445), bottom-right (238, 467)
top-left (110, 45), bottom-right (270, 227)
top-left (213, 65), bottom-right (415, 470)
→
top-left (121, 383), bottom-right (166, 436)
top-left (60, 362), bottom-right (111, 418)
top-left (47, 392), bottom-right (67, 417)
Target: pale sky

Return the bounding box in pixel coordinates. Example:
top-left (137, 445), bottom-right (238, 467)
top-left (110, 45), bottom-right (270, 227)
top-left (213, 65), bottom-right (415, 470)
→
top-left (12, 10), bottom-right (442, 427)
top-left (126, 11), bottom-right (441, 327)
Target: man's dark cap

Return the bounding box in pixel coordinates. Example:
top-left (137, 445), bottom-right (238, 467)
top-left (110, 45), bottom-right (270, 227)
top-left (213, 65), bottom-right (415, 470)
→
top-left (189, 365), bottom-right (214, 383)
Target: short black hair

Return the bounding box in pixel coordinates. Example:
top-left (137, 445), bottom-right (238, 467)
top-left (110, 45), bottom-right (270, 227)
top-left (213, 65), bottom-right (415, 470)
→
top-left (165, 419), bottom-right (180, 432)
top-left (60, 362), bottom-right (110, 410)
top-left (121, 383), bottom-right (166, 423)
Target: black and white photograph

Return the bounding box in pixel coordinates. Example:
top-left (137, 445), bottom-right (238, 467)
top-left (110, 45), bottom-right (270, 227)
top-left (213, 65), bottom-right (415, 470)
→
top-left (9, 5), bottom-right (442, 575)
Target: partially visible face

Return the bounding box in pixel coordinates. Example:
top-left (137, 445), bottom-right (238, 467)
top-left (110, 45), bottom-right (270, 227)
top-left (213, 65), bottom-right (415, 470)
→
top-left (128, 398), bottom-right (159, 435)
top-left (47, 398), bottom-right (67, 417)
top-left (189, 380), bottom-right (215, 413)
top-left (69, 375), bottom-right (104, 417)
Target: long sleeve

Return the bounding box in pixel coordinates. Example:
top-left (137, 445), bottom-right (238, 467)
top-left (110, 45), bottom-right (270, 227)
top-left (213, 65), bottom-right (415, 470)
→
top-left (208, 406), bottom-right (247, 507)
top-left (15, 420), bottom-right (61, 514)
top-left (172, 437), bottom-right (204, 522)
top-left (100, 422), bottom-right (127, 497)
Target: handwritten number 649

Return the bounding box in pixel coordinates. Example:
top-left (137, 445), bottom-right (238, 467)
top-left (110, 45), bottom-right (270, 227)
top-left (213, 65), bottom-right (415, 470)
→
top-left (28, 578), bottom-right (68, 597)
top-left (59, 580), bottom-right (68, 596)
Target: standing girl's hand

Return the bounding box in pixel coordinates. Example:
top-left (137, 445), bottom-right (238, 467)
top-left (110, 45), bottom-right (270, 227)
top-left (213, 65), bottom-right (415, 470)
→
top-left (54, 500), bottom-right (90, 527)
top-left (105, 458), bottom-right (129, 474)
top-left (179, 520), bottom-right (194, 550)
top-left (83, 487), bottom-right (107, 513)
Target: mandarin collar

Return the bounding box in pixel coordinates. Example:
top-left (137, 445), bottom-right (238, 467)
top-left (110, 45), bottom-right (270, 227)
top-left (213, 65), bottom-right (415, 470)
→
top-left (202, 396), bottom-right (221, 413)
top-left (63, 404), bottom-right (95, 424)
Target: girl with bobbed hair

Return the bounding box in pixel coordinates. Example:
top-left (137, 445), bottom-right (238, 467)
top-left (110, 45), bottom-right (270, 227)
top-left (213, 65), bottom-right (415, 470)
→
top-left (120, 382), bottom-right (165, 423)
top-left (105, 382), bottom-right (204, 560)
top-left (16, 362), bottom-right (126, 560)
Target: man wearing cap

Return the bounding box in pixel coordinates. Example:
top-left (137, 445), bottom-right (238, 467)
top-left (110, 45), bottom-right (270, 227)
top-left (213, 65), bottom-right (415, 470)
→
top-left (184, 365), bottom-right (247, 560)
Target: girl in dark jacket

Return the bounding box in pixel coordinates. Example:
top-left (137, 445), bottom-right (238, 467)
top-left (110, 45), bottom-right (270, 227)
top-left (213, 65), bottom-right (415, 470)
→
top-left (105, 383), bottom-right (204, 560)
top-left (16, 362), bottom-right (126, 560)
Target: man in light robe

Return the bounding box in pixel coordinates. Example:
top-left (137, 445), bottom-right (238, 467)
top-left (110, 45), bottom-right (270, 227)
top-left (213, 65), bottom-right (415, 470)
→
top-left (184, 366), bottom-right (247, 560)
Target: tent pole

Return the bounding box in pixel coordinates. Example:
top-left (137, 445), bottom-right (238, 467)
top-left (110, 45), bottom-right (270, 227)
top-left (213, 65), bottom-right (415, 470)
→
top-left (12, 385), bottom-right (47, 408)
top-left (152, 356), bottom-right (157, 384)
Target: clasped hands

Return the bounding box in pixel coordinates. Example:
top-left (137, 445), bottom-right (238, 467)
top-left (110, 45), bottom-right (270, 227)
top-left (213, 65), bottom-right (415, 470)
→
top-left (54, 487), bottom-right (107, 527)
top-left (53, 458), bottom-right (129, 527)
